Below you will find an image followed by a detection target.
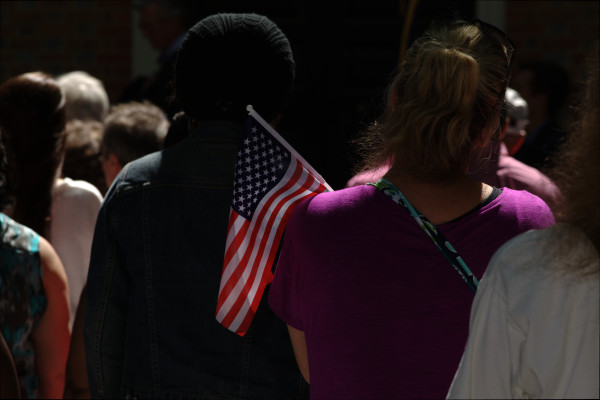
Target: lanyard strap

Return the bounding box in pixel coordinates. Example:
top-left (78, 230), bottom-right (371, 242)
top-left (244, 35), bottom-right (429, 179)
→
top-left (369, 178), bottom-right (479, 293)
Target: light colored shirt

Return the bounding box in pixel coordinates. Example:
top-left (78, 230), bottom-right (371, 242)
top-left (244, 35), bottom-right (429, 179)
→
top-left (447, 225), bottom-right (599, 399)
top-left (50, 177), bottom-right (103, 327)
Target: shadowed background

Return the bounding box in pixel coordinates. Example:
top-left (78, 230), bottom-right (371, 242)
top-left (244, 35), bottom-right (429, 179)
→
top-left (0, 0), bottom-right (598, 188)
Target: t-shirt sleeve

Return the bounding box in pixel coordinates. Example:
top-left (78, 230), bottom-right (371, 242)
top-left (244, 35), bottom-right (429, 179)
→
top-left (268, 199), bottom-right (309, 331)
top-left (522, 192), bottom-right (555, 229)
top-left (510, 189), bottom-right (556, 230)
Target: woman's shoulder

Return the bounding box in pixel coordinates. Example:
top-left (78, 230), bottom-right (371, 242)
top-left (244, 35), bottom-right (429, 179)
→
top-left (293, 185), bottom-right (378, 216)
top-left (53, 177), bottom-right (103, 202)
top-left (51, 179), bottom-right (103, 228)
top-left (52, 178), bottom-right (103, 211)
top-left (285, 185), bottom-right (381, 234)
top-left (0, 212), bottom-right (40, 254)
top-left (484, 187), bottom-right (555, 229)
top-left (493, 187), bottom-right (552, 210)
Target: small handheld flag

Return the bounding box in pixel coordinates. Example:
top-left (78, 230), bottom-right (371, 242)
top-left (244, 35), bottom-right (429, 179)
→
top-left (216, 106), bottom-right (332, 335)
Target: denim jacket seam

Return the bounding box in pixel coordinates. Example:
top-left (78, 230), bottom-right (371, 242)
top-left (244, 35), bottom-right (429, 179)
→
top-left (93, 200), bottom-right (119, 398)
top-left (114, 180), bottom-right (233, 198)
top-left (142, 189), bottom-right (160, 389)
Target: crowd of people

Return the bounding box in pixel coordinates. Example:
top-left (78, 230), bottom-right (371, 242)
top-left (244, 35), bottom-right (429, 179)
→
top-left (0, 2), bottom-right (598, 399)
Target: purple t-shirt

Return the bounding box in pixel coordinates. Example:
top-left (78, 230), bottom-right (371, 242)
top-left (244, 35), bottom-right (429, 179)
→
top-left (268, 185), bottom-right (555, 399)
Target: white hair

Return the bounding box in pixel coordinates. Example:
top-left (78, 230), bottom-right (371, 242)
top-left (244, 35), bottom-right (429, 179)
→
top-left (505, 87), bottom-right (529, 137)
top-left (57, 71), bottom-right (110, 122)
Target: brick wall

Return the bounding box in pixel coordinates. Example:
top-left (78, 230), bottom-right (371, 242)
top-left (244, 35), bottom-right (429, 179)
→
top-left (0, 0), bottom-right (132, 103)
top-left (506, 0), bottom-right (599, 78)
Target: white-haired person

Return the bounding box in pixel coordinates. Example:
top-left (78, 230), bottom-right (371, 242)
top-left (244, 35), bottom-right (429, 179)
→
top-left (56, 71), bottom-right (110, 123)
top-left (58, 71), bottom-right (110, 196)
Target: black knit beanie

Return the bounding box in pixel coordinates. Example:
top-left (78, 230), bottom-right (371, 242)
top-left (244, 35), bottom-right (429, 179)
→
top-left (175, 13), bottom-right (295, 124)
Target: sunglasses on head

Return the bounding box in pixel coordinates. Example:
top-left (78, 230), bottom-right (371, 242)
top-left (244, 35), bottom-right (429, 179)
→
top-left (473, 18), bottom-right (515, 75)
top-left (446, 17), bottom-right (515, 77)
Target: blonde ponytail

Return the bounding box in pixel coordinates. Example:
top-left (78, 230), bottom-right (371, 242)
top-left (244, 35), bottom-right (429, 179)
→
top-left (359, 20), bottom-right (510, 182)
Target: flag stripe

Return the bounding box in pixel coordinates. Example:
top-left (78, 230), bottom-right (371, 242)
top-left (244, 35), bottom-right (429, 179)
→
top-left (217, 159), bottom-right (302, 319)
top-left (219, 213), bottom-right (250, 291)
top-left (216, 110), bottom-right (331, 335)
top-left (217, 160), bottom-right (306, 327)
top-left (231, 179), bottom-right (326, 333)
top-left (216, 213), bottom-right (248, 315)
top-left (231, 170), bottom-right (325, 326)
top-left (223, 210), bottom-right (250, 267)
top-left (225, 169), bottom-right (322, 331)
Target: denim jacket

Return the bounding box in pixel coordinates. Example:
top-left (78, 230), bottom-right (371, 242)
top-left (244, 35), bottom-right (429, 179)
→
top-left (84, 122), bottom-right (308, 399)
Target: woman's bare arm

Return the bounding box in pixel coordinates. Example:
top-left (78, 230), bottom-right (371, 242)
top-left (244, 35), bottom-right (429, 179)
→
top-left (31, 236), bottom-right (71, 399)
top-left (287, 325), bottom-right (310, 383)
top-left (63, 285), bottom-right (91, 398)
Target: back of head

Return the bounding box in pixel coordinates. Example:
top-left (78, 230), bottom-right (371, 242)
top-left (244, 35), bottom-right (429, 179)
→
top-left (63, 120), bottom-right (106, 194)
top-left (102, 101), bottom-right (169, 166)
top-left (0, 72), bottom-right (66, 234)
top-left (0, 72), bottom-right (66, 159)
top-left (373, 18), bottom-right (512, 182)
top-left (57, 71), bottom-right (110, 122)
top-left (175, 13), bottom-right (295, 124)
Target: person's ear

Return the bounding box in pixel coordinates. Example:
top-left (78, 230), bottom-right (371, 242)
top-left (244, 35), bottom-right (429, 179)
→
top-left (107, 153), bottom-right (122, 170)
top-left (102, 153), bottom-right (123, 188)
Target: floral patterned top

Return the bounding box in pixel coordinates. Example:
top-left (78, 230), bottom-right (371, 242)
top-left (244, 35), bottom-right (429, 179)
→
top-left (0, 213), bottom-right (47, 399)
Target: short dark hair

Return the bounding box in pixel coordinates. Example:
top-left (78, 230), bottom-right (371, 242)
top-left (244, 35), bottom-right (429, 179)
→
top-left (63, 120), bottom-right (107, 194)
top-left (102, 102), bottom-right (169, 166)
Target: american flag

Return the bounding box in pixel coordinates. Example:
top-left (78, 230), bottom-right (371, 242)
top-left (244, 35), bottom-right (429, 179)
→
top-left (216, 106), bottom-right (332, 335)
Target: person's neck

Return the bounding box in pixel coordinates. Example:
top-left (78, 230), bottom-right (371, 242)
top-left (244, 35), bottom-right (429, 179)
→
top-left (382, 169), bottom-right (492, 225)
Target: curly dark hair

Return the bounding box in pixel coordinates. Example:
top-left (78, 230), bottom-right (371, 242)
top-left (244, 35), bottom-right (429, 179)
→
top-left (553, 48), bottom-right (599, 237)
top-left (548, 45), bottom-right (599, 270)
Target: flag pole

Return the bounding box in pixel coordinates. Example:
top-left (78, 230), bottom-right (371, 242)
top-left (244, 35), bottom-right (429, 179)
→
top-left (246, 105), bottom-right (334, 192)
